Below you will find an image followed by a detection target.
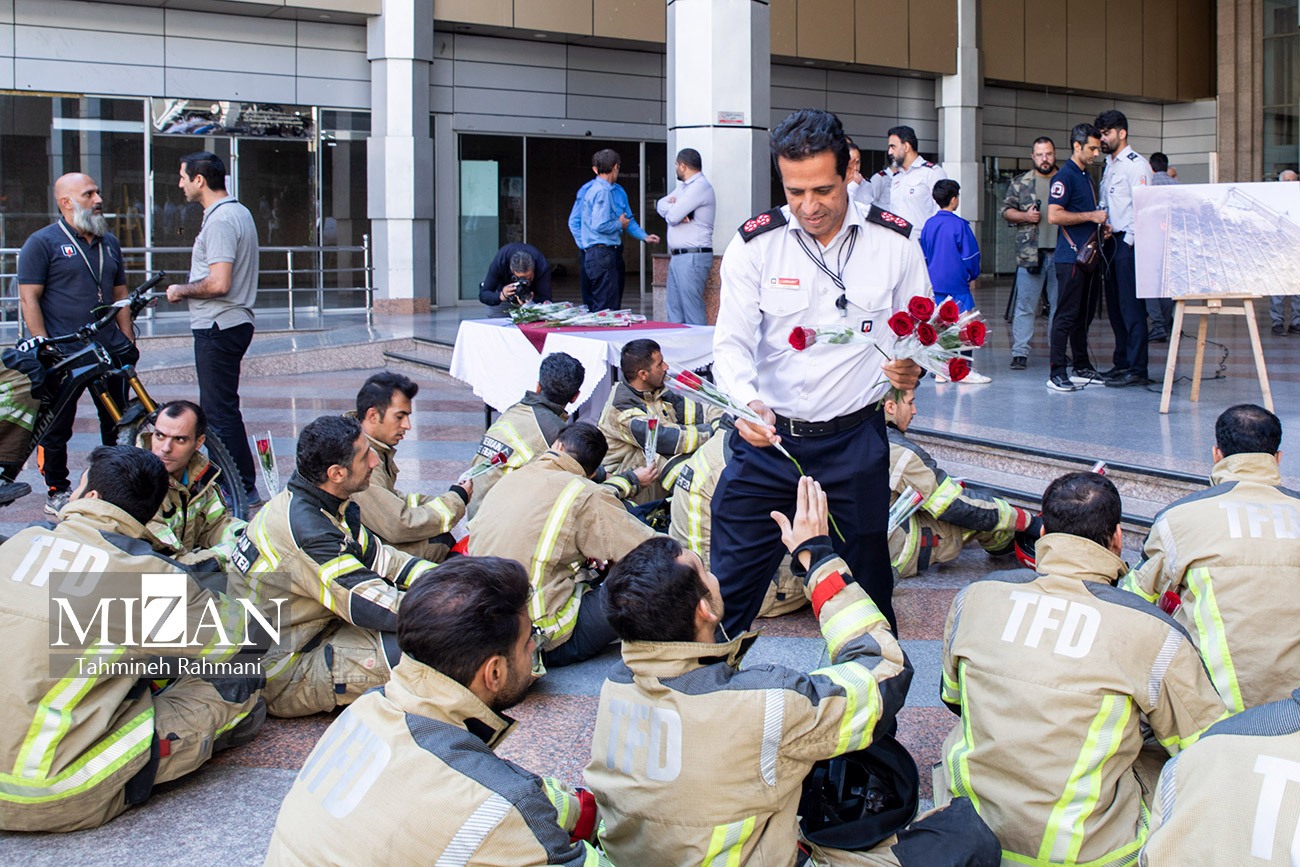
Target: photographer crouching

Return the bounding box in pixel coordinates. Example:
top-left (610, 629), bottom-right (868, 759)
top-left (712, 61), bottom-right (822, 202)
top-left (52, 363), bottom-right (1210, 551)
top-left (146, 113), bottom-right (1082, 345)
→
top-left (479, 243), bottom-right (552, 317)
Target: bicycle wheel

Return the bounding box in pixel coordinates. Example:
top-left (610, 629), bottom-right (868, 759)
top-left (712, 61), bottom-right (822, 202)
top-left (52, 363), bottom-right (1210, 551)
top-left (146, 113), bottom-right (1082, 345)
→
top-left (117, 403), bottom-right (249, 521)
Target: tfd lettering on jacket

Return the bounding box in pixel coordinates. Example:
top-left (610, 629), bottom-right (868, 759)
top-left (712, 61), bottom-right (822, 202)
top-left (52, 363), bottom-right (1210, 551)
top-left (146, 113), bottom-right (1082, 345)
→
top-left (601, 698), bottom-right (682, 782)
top-left (1001, 591), bottom-right (1100, 659)
top-left (1219, 502), bottom-right (1300, 539)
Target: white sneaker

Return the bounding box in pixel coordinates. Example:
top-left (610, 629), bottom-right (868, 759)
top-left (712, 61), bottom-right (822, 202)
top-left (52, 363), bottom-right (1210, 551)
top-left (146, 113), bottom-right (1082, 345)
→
top-left (957, 371), bottom-right (992, 384)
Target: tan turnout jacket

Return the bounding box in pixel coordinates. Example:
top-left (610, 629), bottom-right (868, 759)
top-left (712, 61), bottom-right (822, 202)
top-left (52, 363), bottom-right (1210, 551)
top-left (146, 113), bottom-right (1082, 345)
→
top-left (468, 449), bottom-right (657, 648)
top-left (1122, 452), bottom-right (1300, 713)
top-left (585, 548), bottom-right (913, 866)
top-left (141, 437), bottom-right (246, 569)
top-left (465, 391), bottom-right (569, 519)
top-left (597, 378), bottom-right (720, 502)
top-left (935, 533), bottom-right (1229, 867)
top-left (265, 654), bottom-right (610, 866)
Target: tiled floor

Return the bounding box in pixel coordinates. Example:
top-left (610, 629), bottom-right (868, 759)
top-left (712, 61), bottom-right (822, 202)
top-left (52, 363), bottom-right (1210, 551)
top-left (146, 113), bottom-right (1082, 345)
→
top-left (0, 282), bottom-right (1268, 862)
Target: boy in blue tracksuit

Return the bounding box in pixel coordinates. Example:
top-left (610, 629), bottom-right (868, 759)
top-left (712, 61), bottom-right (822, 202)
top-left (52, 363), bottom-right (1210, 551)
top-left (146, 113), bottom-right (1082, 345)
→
top-left (918, 179), bottom-right (981, 311)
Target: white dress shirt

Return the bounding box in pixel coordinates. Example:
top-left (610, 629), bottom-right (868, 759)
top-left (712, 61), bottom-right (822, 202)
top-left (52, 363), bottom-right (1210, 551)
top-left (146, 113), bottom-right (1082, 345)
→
top-left (1100, 145), bottom-right (1153, 244)
top-left (888, 158), bottom-right (947, 236)
top-left (656, 172), bottom-right (716, 250)
top-left (713, 201), bottom-right (932, 422)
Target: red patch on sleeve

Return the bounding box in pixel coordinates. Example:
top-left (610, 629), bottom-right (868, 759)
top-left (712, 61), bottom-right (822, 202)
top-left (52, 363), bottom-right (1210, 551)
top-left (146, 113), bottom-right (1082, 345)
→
top-left (810, 570), bottom-right (847, 618)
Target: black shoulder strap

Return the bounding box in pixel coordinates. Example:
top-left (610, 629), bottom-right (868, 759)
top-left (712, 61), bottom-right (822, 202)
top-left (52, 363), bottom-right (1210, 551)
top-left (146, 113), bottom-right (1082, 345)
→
top-left (866, 205), bottom-right (913, 239)
top-left (738, 208), bottom-right (787, 242)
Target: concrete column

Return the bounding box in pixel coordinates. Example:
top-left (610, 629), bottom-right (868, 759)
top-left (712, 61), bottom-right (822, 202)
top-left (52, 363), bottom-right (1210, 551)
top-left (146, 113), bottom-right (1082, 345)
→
top-left (938, 0), bottom-right (981, 232)
top-left (1216, 0), bottom-right (1263, 182)
top-left (666, 0), bottom-right (771, 251)
top-left (367, 0), bottom-right (434, 315)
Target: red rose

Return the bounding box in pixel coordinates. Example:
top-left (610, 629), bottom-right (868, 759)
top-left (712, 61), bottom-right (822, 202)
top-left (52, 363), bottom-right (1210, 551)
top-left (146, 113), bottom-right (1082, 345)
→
top-left (490, 452), bottom-right (507, 466)
top-left (675, 370), bottom-right (703, 389)
top-left (959, 321), bottom-right (988, 347)
top-left (788, 327), bottom-right (816, 351)
top-left (948, 357), bottom-right (972, 382)
top-left (887, 312), bottom-right (915, 337)
top-left (256, 438), bottom-right (271, 456)
top-left (907, 296), bottom-right (935, 321)
top-left (937, 299), bottom-right (961, 324)
top-left (646, 417), bottom-right (658, 430)
top-left (916, 323), bottom-right (938, 346)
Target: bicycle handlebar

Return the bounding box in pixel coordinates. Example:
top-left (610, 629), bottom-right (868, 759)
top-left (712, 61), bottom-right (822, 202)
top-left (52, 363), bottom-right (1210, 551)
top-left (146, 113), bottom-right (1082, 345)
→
top-left (41, 272), bottom-right (168, 348)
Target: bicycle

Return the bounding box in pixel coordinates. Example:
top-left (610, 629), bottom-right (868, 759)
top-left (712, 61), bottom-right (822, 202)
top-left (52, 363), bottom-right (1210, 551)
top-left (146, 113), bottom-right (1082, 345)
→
top-left (0, 272), bottom-right (248, 519)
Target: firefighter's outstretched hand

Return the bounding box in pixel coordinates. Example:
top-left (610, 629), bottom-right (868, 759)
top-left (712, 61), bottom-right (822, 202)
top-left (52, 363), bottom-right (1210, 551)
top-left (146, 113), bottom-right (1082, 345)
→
top-left (771, 476), bottom-right (829, 567)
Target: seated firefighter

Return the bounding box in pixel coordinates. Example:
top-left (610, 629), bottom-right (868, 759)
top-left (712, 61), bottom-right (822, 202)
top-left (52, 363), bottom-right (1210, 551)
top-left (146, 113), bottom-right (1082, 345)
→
top-left (0, 445), bottom-right (264, 832)
top-left (265, 556), bottom-right (609, 867)
top-left (587, 477), bottom-right (1001, 867)
top-left (468, 422), bottom-right (658, 668)
top-left (935, 471), bottom-right (1229, 866)
top-left (1123, 403), bottom-right (1300, 714)
top-left (1141, 688), bottom-right (1300, 866)
top-left (465, 351), bottom-right (583, 519)
top-left (350, 371), bottom-right (469, 562)
top-left (884, 389), bottom-right (1031, 578)
top-left (665, 429), bottom-right (806, 618)
top-left (229, 414), bottom-right (437, 718)
top-left (597, 338), bottom-right (721, 502)
top-left (140, 399), bottom-right (247, 570)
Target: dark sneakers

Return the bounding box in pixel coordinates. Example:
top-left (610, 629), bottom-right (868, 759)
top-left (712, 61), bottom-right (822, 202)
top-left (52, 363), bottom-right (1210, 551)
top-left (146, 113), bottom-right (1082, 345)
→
top-left (1010, 356), bottom-right (1028, 370)
top-left (1070, 367), bottom-right (1105, 385)
top-left (1047, 373), bottom-right (1079, 392)
top-left (1105, 371), bottom-right (1151, 388)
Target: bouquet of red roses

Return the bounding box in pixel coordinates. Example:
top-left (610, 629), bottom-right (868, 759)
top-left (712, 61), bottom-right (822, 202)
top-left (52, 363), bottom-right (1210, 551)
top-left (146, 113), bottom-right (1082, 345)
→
top-left (886, 296), bottom-right (987, 382)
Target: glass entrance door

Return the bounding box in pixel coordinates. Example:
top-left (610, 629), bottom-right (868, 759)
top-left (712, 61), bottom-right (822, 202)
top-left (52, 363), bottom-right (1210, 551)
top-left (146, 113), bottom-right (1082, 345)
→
top-left (150, 135), bottom-right (232, 280)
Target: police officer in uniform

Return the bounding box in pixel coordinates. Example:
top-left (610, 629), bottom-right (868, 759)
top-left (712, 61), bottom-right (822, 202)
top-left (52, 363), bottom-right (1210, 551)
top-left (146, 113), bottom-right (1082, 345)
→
top-left (1095, 110), bottom-right (1155, 388)
top-left (885, 125), bottom-right (948, 237)
top-left (712, 108), bottom-right (928, 635)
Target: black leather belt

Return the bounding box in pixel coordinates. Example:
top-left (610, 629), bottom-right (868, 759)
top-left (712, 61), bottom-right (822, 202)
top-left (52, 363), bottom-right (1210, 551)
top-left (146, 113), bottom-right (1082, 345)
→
top-left (774, 405), bottom-right (878, 438)
top-left (671, 246), bottom-right (713, 255)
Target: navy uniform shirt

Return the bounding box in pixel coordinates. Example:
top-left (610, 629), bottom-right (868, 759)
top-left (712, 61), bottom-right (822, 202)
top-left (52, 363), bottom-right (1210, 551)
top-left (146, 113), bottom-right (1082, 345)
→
top-left (1048, 160), bottom-right (1100, 266)
top-left (17, 219), bottom-right (128, 343)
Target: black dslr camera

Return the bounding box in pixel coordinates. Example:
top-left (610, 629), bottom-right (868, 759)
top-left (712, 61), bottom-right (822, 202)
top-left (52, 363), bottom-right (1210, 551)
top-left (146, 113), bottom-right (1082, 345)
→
top-left (509, 278), bottom-right (533, 306)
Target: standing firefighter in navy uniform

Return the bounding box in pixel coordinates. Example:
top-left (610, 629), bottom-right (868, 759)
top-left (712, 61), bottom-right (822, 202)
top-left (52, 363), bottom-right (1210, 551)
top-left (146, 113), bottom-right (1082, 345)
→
top-left (711, 108), bottom-right (929, 635)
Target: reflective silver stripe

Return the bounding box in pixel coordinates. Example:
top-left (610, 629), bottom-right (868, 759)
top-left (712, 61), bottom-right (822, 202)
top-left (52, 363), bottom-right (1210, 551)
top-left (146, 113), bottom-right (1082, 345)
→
top-left (760, 689), bottom-right (783, 787)
top-left (1149, 627), bottom-right (1182, 708)
top-left (1158, 754), bottom-right (1180, 821)
top-left (1154, 517), bottom-right (1178, 582)
top-left (434, 793), bottom-right (512, 867)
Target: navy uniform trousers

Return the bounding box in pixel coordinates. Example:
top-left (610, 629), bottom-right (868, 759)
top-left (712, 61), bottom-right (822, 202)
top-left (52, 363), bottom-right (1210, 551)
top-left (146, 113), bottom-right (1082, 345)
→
top-left (711, 409), bottom-right (896, 636)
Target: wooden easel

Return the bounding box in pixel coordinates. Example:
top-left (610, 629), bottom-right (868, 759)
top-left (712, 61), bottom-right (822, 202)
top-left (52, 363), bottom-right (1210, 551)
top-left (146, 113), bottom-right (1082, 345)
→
top-left (1159, 294), bottom-right (1273, 414)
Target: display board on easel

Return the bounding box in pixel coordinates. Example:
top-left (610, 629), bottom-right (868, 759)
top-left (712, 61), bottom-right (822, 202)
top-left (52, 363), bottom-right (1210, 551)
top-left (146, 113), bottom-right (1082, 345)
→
top-left (1134, 182), bottom-right (1300, 413)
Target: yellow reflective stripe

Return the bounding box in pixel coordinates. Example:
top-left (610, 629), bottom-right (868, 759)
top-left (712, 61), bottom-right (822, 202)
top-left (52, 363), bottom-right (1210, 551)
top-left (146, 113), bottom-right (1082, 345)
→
top-left (215, 708), bottom-right (251, 737)
top-left (493, 421), bottom-right (535, 466)
top-left (820, 597), bottom-right (886, 659)
top-left (1185, 566), bottom-right (1244, 713)
top-left (945, 660), bottom-right (981, 810)
top-left (264, 652), bottom-right (297, 681)
top-left (319, 554), bottom-right (367, 612)
top-left (890, 513), bottom-right (920, 572)
top-left (528, 479), bottom-right (587, 627)
top-left (1118, 571), bottom-right (1158, 603)
top-left (922, 476), bottom-right (964, 516)
top-left (702, 815), bottom-right (756, 867)
top-left (681, 422), bottom-right (699, 453)
top-left (533, 593), bottom-right (583, 644)
top-left (1038, 694), bottom-right (1132, 863)
top-left (0, 706), bottom-right (153, 804)
top-left (941, 670), bottom-right (960, 705)
top-left (0, 402), bottom-right (36, 429)
top-left (1003, 827), bottom-right (1146, 867)
top-left (810, 661), bottom-right (881, 754)
top-left (542, 778), bottom-right (572, 828)
top-left (685, 450), bottom-right (712, 558)
top-left (405, 492), bottom-right (421, 510)
top-left (429, 497), bottom-right (456, 531)
top-left (16, 644), bottom-right (125, 778)
top-left (682, 399), bottom-right (698, 426)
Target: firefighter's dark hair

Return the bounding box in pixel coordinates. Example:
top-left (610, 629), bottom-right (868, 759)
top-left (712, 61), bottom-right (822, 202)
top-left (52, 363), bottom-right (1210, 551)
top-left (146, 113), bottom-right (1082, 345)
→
top-left (356, 371), bottom-right (418, 420)
top-left (1216, 404), bottom-right (1282, 457)
top-left (398, 556), bottom-right (530, 687)
top-left (770, 109), bottom-right (850, 180)
top-left (553, 422), bottom-right (607, 477)
top-left (1041, 472), bottom-right (1121, 550)
top-left (620, 338), bottom-right (662, 381)
top-left (603, 536), bottom-right (711, 643)
top-left (84, 445), bottom-right (169, 525)
top-left (157, 399), bottom-right (206, 440)
top-left (297, 414), bottom-right (363, 485)
top-left (539, 352), bottom-right (584, 406)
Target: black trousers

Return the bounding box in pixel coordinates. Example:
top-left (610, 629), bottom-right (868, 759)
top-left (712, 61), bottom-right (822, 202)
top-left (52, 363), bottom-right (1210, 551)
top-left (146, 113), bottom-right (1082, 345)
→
top-left (577, 248), bottom-right (592, 309)
top-left (194, 322), bottom-right (257, 495)
top-left (584, 244), bottom-right (622, 312)
top-left (711, 414), bottom-right (895, 636)
top-left (39, 337), bottom-right (138, 492)
top-left (1050, 262), bottom-right (1097, 378)
top-left (543, 583), bottom-right (617, 668)
top-left (1103, 237), bottom-right (1148, 376)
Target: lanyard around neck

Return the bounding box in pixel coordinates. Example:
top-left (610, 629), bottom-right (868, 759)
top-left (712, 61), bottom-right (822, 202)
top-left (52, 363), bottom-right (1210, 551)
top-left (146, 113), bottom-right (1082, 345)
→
top-left (793, 224), bottom-right (859, 317)
top-left (56, 220), bottom-right (105, 301)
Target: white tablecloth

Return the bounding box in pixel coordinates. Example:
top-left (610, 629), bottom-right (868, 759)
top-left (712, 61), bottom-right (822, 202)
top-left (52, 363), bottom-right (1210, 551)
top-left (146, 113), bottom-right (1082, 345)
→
top-left (448, 319), bottom-right (716, 417)
top-left (543, 326), bottom-right (715, 416)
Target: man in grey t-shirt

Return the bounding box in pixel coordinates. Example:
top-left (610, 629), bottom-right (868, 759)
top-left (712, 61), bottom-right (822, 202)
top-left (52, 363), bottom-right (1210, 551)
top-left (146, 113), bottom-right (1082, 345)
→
top-left (166, 151), bottom-right (260, 503)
